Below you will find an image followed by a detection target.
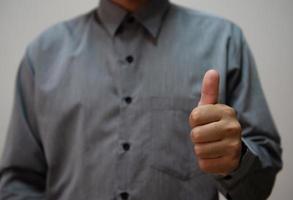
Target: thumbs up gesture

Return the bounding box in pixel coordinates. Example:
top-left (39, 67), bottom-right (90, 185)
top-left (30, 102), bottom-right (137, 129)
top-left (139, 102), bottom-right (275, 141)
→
top-left (189, 70), bottom-right (242, 176)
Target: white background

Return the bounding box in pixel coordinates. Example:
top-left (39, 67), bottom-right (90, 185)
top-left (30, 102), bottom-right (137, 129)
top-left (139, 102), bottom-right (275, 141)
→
top-left (0, 0), bottom-right (292, 199)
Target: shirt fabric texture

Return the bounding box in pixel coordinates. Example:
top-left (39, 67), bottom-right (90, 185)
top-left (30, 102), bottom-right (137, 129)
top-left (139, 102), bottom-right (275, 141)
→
top-left (0, 0), bottom-right (282, 199)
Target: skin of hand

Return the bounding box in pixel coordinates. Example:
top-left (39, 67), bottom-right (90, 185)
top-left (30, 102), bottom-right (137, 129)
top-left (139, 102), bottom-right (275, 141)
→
top-left (189, 70), bottom-right (242, 176)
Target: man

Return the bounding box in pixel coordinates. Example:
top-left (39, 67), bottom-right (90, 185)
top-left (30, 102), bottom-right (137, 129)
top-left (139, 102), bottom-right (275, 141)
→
top-left (0, 0), bottom-right (282, 199)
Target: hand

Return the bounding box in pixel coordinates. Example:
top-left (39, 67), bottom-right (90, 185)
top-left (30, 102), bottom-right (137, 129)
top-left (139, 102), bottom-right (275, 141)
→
top-left (189, 70), bottom-right (242, 176)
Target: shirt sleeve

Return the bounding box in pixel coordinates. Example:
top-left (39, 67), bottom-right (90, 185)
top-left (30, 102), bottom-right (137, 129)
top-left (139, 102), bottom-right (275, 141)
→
top-left (214, 24), bottom-right (283, 200)
top-left (0, 48), bottom-right (47, 199)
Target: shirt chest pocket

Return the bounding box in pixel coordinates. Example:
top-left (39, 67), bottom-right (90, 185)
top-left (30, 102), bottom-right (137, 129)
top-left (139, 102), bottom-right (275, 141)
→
top-left (147, 97), bottom-right (204, 181)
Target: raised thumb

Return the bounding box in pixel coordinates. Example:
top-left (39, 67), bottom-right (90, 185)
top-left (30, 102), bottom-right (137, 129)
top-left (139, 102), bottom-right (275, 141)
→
top-left (198, 69), bottom-right (220, 106)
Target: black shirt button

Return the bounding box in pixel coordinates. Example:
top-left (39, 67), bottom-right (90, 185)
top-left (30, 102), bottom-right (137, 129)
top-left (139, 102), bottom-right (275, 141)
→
top-left (124, 96), bottom-right (132, 104)
top-left (120, 192), bottom-right (129, 199)
top-left (127, 16), bottom-right (135, 23)
top-left (122, 143), bottom-right (130, 151)
top-left (224, 175), bottom-right (232, 180)
top-left (226, 193), bottom-right (232, 200)
top-left (117, 25), bottom-right (124, 34)
top-left (126, 55), bottom-right (134, 63)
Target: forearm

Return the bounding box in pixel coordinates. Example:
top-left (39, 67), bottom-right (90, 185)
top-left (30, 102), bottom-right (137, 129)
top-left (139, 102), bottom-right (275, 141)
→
top-left (215, 138), bottom-right (282, 200)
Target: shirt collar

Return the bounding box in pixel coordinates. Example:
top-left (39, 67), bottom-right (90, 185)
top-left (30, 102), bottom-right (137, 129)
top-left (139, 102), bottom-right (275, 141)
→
top-left (97, 0), bottom-right (170, 38)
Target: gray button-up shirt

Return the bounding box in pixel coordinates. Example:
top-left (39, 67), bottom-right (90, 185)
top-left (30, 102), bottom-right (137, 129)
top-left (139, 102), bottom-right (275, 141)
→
top-left (0, 0), bottom-right (282, 199)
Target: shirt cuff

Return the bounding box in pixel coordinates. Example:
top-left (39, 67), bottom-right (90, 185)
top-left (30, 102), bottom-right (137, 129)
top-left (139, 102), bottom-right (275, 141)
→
top-left (212, 138), bottom-right (258, 198)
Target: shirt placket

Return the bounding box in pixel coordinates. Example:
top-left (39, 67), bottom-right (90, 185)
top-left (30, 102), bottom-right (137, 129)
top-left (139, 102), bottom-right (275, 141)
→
top-left (113, 15), bottom-right (142, 200)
